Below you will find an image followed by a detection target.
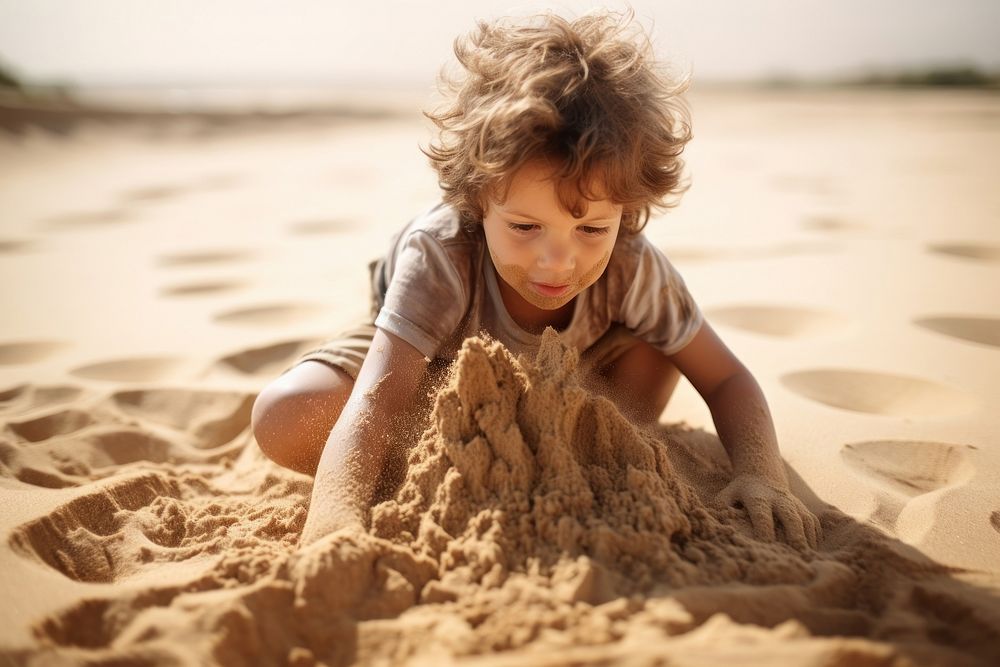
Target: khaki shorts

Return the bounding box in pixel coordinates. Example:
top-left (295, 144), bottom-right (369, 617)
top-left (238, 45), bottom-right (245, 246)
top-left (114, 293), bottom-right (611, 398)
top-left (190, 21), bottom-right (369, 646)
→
top-left (283, 322), bottom-right (380, 381)
top-left (285, 321), bottom-right (644, 384)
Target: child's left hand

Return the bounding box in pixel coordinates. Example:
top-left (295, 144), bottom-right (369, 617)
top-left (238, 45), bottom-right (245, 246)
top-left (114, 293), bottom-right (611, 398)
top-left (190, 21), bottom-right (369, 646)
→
top-left (713, 474), bottom-right (821, 550)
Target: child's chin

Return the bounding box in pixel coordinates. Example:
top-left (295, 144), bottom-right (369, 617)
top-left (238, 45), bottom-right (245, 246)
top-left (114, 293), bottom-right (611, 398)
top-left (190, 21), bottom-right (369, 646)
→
top-left (520, 290), bottom-right (576, 311)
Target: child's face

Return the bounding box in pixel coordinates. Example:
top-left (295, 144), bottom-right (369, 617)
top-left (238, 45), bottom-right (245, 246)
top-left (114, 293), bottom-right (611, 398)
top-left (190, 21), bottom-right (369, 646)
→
top-left (482, 159), bottom-right (623, 313)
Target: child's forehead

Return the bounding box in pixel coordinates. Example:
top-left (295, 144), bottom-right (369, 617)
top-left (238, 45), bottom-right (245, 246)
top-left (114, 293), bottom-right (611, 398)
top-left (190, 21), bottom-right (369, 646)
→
top-left (494, 159), bottom-right (614, 204)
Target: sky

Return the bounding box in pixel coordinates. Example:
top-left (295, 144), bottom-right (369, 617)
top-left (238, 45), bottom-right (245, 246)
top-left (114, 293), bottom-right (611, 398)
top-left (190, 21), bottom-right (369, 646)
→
top-left (1, 0), bottom-right (998, 88)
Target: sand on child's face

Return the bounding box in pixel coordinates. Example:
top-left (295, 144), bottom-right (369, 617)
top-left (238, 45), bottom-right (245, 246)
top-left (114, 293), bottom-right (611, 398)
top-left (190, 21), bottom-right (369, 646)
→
top-left (481, 159), bottom-right (622, 313)
top-left (488, 247), bottom-right (611, 312)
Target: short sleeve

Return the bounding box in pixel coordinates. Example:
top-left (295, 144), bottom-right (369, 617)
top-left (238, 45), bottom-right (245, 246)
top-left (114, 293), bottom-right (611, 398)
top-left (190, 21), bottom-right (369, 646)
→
top-left (619, 240), bottom-right (703, 356)
top-left (374, 230), bottom-right (468, 359)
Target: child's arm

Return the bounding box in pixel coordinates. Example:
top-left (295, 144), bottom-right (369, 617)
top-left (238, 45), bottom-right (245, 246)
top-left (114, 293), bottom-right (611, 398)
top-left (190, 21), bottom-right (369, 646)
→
top-left (300, 328), bottom-right (429, 546)
top-left (668, 321), bottom-right (821, 549)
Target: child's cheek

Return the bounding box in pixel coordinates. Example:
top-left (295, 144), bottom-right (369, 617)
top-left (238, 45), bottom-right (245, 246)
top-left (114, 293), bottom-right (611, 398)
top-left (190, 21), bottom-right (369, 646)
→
top-left (579, 250), bottom-right (612, 289)
top-left (490, 247), bottom-right (613, 312)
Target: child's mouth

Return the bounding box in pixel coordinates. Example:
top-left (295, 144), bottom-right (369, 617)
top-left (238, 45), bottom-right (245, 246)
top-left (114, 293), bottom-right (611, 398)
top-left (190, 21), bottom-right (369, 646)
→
top-left (530, 282), bottom-right (571, 297)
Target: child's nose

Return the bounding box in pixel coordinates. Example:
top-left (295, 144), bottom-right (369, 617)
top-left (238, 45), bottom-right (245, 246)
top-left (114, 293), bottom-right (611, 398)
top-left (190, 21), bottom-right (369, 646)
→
top-left (537, 237), bottom-right (575, 273)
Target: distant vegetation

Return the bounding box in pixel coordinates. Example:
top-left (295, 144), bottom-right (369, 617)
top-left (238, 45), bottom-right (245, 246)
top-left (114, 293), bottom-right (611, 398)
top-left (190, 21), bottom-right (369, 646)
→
top-left (759, 65), bottom-right (1000, 90)
top-left (845, 65), bottom-right (1000, 88)
top-left (0, 60), bottom-right (23, 90)
top-left (0, 58), bottom-right (77, 106)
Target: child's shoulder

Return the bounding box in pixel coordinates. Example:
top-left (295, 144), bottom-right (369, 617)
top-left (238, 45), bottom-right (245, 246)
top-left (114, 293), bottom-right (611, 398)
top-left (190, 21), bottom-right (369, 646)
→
top-left (381, 202), bottom-right (483, 280)
top-left (608, 229), bottom-right (662, 271)
top-left (397, 201), bottom-right (481, 249)
top-left (612, 228), bottom-right (653, 253)
top-left (605, 229), bottom-right (687, 293)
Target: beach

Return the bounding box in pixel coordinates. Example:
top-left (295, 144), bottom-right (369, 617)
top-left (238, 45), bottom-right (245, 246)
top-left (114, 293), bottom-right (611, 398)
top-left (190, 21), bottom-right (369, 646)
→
top-left (0, 86), bottom-right (998, 665)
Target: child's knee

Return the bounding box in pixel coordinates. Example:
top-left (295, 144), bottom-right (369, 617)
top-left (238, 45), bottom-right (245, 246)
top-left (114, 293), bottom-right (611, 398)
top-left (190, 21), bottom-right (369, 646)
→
top-left (251, 381), bottom-right (298, 463)
top-left (251, 361), bottom-right (353, 469)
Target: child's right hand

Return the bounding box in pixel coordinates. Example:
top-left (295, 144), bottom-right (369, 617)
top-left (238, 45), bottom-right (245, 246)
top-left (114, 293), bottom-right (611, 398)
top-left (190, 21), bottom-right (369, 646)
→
top-left (299, 489), bottom-right (365, 547)
top-left (713, 473), bottom-right (822, 550)
top-left (297, 328), bottom-right (430, 548)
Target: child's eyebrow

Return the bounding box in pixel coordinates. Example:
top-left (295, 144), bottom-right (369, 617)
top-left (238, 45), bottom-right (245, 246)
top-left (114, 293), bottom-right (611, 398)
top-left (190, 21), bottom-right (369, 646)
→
top-left (505, 210), bottom-right (618, 223)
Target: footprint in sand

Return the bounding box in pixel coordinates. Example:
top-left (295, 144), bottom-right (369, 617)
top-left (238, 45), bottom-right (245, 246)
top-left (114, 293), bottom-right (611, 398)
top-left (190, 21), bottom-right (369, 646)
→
top-left (1, 386), bottom-right (254, 490)
top-left (841, 440), bottom-right (976, 536)
top-left (841, 440), bottom-right (975, 498)
top-left (991, 511), bottom-right (1000, 534)
top-left (0, 438), bottom-right (84, 489)
top-left (927, 243), bottom-right (1000, 263)
top-left (705, 305), bottom-right (850, 338)
top-left (664, 241), bottom-right (838, 264)
top-left (7, 474), bottom-right (186, 583)
top-left (914, 316), bottom-right (1000, 349)
top-left (69, 357), bottom-right (187, 383)
top-left (118, 184), bottom-right (188, 204)
top-left (5, 408), bottom-right (96, 443)
top-left (8, 466), bottom-right (304, 587)
top-left (209, 337), bottom-right (325, 376)
top-left (38, 209), bottom-right (132, 230)
top-left (108, 388), bottom-right (255, 449)
top-left (0, 238), bottom-right (42, 254)
top-left (0, 341), bottom-right (68, 365)
top-left (800, 216), bottom-right (867, 234)
top-left (0, 384), bottom-right (86, 415)
top-left (158, 279), bottom-right (248, 297)
top-left (5, 427), bottom-right (183, 484)
top-left (780, 368), bottom-right (976, 417)
top-left (286, 219), bottom-right (355, 236)
top-left (212, 303), bottom-right (328, 327)
top-left (198, 172), bottom-right (243, 191)
top-left (156, 249), bottom-right (256, 267)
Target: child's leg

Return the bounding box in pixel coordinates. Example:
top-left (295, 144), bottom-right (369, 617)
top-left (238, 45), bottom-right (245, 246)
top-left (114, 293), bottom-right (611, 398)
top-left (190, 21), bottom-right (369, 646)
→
top-left (251, 360), bottom-right (353, 476)
top-left (251, 325), bottom-right (375, 476)
top-left (583, 327), bottom-right (681, 426)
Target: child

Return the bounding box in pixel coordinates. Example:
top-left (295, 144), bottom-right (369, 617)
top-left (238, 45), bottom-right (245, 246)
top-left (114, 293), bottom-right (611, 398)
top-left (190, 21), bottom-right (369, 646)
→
top-left (251, 9), bottom-right (820, 550)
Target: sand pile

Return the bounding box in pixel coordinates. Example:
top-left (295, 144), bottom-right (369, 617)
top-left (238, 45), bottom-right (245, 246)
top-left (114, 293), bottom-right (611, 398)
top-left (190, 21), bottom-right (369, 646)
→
top-left (4, 331), bottom-right (999, 666)
top-left (368, 330), bottom-right (820, 601)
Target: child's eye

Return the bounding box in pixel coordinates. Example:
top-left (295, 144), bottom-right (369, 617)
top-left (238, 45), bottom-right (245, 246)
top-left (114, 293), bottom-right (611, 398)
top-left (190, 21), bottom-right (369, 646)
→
top-left (507, 222), bottom-right (538, 233)
top-left (579, 226), bottom-right (610, 236)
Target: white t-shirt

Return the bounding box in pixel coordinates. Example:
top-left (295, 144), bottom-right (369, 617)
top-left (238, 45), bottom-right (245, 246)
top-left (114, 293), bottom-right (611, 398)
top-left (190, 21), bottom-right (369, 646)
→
top-left (372, 201), bottom-right (703, 361)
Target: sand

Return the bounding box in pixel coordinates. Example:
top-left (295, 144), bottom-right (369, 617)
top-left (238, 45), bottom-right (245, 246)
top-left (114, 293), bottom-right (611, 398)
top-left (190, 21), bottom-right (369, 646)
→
top-left (1, 87), bottom-right (999, 665)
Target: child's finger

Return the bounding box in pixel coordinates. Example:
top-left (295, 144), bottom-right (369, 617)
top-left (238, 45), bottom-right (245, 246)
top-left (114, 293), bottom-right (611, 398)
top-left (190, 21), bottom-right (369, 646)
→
top-left (711, 485), bottom-right (737, 510)
top-left (745, 498), bottom-right (775, 541)
top-left (802, 510), bottom-right (819, 549)
top-left (774, 500), bottom-right (808, 550)
top-left (808, 510), bottom-right (823, 548)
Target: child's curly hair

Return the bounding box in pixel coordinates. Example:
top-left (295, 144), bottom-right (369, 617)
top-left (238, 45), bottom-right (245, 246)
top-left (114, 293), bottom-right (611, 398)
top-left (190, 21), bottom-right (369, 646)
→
top-left (421, 7), bottom-right (692, 234)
